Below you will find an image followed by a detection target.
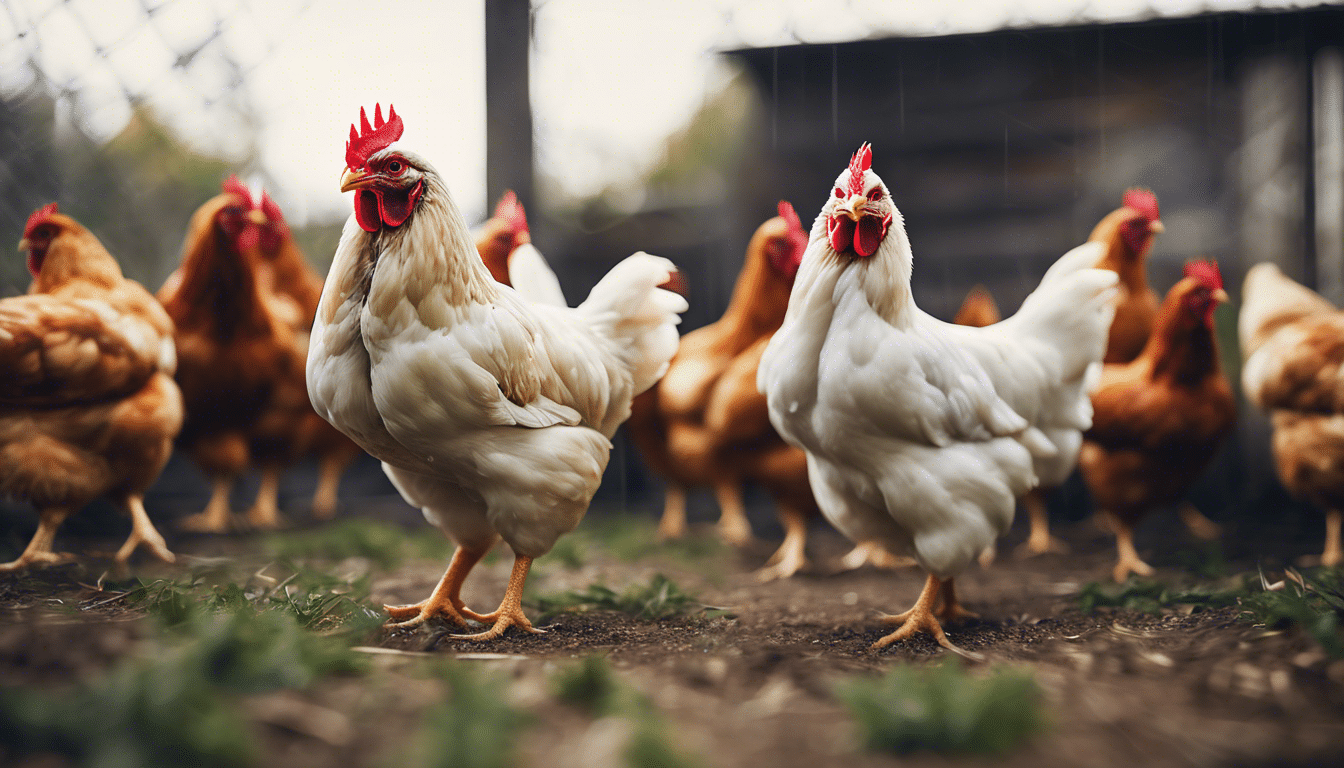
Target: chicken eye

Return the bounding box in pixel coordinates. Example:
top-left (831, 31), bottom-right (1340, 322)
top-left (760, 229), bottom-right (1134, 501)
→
top-left (387, 160), bottom-right (404, 175)
top-left (867, 188), bottom-right (883, 202)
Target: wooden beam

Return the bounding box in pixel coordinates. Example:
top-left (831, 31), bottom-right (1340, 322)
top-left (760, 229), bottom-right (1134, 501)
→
top-left (485, 0), bottom-right (533, 209)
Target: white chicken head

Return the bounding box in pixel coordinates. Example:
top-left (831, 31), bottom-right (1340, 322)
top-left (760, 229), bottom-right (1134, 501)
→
top-left (340, 104), bottom-right (430, 233)
top-left (824, 143), bottom-right (894, 259)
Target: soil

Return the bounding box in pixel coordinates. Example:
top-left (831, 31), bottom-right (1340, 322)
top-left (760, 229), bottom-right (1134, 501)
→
top-left (2, 478), bottom-right (1344, 768)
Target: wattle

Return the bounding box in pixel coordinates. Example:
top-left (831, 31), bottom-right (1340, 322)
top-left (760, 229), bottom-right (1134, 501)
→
top-left (354, 189), bottom-right (382, 232)
top-left (827, 213), bottom-right (889, 258)
top-left (828, 215), bottom-right (855, 254)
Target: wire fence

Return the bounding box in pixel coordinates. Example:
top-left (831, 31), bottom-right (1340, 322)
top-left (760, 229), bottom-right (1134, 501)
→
top-left (0, 0), bottom-right (310, 294)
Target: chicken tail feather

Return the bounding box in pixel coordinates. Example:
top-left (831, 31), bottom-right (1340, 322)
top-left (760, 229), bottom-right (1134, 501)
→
top-left (576, 252), bottom-right (689, 395)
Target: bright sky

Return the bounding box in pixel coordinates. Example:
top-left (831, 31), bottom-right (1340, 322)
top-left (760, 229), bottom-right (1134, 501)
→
top-left (2, 0), bottom-right (1281, 226)
top-left (0, 0), bottom-right (745, 227)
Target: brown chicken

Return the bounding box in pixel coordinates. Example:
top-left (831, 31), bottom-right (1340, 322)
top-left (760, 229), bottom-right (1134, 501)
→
top-left (474, 190), bottom-right (531, 286)
top-left (0, 204), bottom-right (182, 571)
top-left (1239, 263), bottom-right (1344, 566)
top-left (1092, 188), bottom-right (1164, 364)
top-left (160, 179), bottom-right (312, 532)
top-left (626, 202), bottom-right (806, 552)
top-left (235, 180), bottom-right (364, 520)
top-left (1079, 261), bottom-right (1235, 582)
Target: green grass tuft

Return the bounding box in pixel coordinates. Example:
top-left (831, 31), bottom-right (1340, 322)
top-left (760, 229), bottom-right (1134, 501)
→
top-left (836, 661), bottom-right (1046, 757)
top-left (1239, 567), bottom-right (1344, 658)
top-left (530, 573), bottom-right (697, 622)
top-left (263, 518), bottom-right (451, 569)
top-left (551, 655), bottom-right (626, 717)
top-left (405, 663), bottom-right (531, 768)
top-left (1075, 577), bottom-right (1248, 615)
top-left (0, 608), bottom-right (367, 768)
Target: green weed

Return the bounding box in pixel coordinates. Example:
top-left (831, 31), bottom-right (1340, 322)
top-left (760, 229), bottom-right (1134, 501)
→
top-left (404, 663), bottom-right (531, 768)
top-left (1239, 567), bottom-right (1344, 658)
top-left (836, 660), bottom-right (1046, 757)
top-left (531, 573), bottom-right (696, 622)
top-left (263, 518), bottom-right (451, 569)
top-left (1075, 577), bottom-right (1248, 615)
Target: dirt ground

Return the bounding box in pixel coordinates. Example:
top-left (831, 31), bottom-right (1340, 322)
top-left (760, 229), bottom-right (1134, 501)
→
top-left (3, 480), bottom-right (1344, 768)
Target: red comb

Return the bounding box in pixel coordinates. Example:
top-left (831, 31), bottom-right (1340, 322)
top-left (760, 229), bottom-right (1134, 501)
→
top-left (24, 202), bottom-right (58, 238)
top-left (1183, 259), bottom-right (1222, 291)
top-left (778, 200), bottom-right (803, 236)
top-left (222, 174), bottom-right (254, 205)
top-left (494, 190), bottom-right (528, 236)
top-left (260, 191), bottom-right (286, 229)
top-left (847, 143), bottom-right (872, 197)
top-left (345, 103), bottom-right (404, 170)
top-left (1123, 188), bottom-right (1160, 222)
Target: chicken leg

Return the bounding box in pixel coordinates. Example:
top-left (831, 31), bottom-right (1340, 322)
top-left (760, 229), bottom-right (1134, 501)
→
top-left (178, 477), bottom-right (234, 533)
top-left (836, 541), bottom-right (915, 571)
top-left (874, 572), bottom-right (981, 659)
top-left (714, 481), bottom-right (754, 547)
top-left (114, 496), bottom-right (175, 565)
top-left (384, 545), bottom-right (490, 629)
top-left (1177, 503), bottom-right (1222, 541)
top-left (1015, 490), bottom-right (1070, 557)
top-left (451, 554), bottom-right (544, 641)
top-left (754, 502), bottom-right (809, 582)
top-left (1109, 512), bottom-right (1155, 582)
top-left (0, 507), bottom-right (75, 572)
top-left (244, 465), bottom-right (283, 529)
top-left (656, 485), bottom-right (688, 541)
top-left (1322, 509), bottom-right (1342, 568)
top-left (310, 452), bottom-right (349, 521)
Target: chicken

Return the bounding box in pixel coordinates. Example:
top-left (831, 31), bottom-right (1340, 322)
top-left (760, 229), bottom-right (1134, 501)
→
top-left (0, 204), bottom-right (182, 571)
top-left (1092, 188), bottom-right (1164, 365)
top-left (1079, 261), bottom-right (1235, 582)
top-left (308, 105), bottom-right (687, 640)
top-left (231, 178), bottom-right (365, 520)
top-left (1239, 263), bottom-right (1344, 566)
top-left (758, 144), bottom-right (1117, 653)
top-left (626, 202), bottom-right (804, 551)
top-left (955, 287), bottom-right (1072, 561)
top-left (473, 190), bottom-right (566, 307)
top-left (160, 177), bottom-right (312, 532)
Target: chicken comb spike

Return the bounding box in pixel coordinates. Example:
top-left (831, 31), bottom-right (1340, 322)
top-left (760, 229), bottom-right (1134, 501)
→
top-left (847, 142), bottom-right (872, 197)
top-left (494, 190), bottom-right (529, 235)
top-left (1183, 259), bottom-right (1223, 291)
top-left (24, 202), bottom-right (58, 238)
top-left (345, 103), bottom-right (404, 170)
top-left (260, 191), bottom-right (287, 230)
top-left (221, 174), bottom-right (255, 206)
top-left (1123, 187), bottom-right (1160, 222)
top-left (778, 200), bottom-right (803, 235)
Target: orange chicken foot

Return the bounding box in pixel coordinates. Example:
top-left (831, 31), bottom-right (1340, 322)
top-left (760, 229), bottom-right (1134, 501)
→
top-left (1015, 491), bottom-right (1070, 558)
top-left (178, 477), bottom-right (234, 533)
top-left (451, 554), bottom-right (545, 641)
top-left (1108, 512), bottom-right (1155, 582)
top-left (714, 481), bottom-right (754, 547)
top-left (874, 573), bottom-right (982, 659)
top-left (310, 453), bottom-right (348, 521)
top-left (114, 496), bottom-right (175, 565)
top-left (243, 466), bottom-right (284, 529)
top-left (656, 485), bottom-right (688, 541)
top-left (0, 507), bottom-right (76, 572)
top-left (836, 541), bottom-right (915, 571)
top-left (754, 503), bottom-right (809, 582)
top-left (384, 546), bottom-right (490, 629)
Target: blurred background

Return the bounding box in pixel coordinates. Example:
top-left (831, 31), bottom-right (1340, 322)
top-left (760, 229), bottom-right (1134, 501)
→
top-left (2, 0), bottom-right (1343, 536)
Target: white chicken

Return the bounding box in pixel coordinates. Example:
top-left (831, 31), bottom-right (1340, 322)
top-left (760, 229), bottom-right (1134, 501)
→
top-left (307, 105), bottom-right (687, 640)
top-left (758, 144), bottom-right (1117, 653)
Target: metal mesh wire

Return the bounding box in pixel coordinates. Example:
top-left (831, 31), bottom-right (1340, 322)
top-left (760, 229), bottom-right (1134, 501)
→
top-left (0, 0), bottom-right (309, 293)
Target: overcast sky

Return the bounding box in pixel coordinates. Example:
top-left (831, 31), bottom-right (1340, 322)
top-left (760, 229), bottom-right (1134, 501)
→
top-left (0, 0), bottom-right (744, 226)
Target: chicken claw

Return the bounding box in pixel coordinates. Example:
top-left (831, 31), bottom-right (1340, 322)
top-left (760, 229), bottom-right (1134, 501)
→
top-left (242, 467), bottom-right (284, 530)
top-left (1015, 494), bottom-right (1070, 558)
top-left (178, 478), bottom-right (235, 534)
top-left (383, 546), bottom-right (490, 630)
top-left (754, 504), bottom-right (809, 582)
top-left (874, 573), bottom-right (982, 660)
top-left (1109, 514), bottom-right (1155, 582)
top-left (114, 497), bottom-right (176, 565)
top-left (714, 482), bottom-right (755, 547)
top-left (1177, 504), bottom-right (1222, 541)
top-left (449, 555), bottom-right (544, 641)
top-left (836, 541), bottom-right (915, 572)
top-left (655, 485), bottom-right (688, 541)
top-left (0, 507), bottom-right (76, 572)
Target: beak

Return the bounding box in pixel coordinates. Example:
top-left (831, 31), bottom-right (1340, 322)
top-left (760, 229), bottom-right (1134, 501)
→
top-left (17, 238), bottom-right (28, 253)
top-left (340, 167), bottom-right (374, 193)
top-left (837, 195), bottom-right (867, 222)
top-left (1149, 219), bottom-right (1165, 234)
top-left (1213, 288), bottom-right (1230, 304)
top-left (247, 209), bottom-right (267, 226)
